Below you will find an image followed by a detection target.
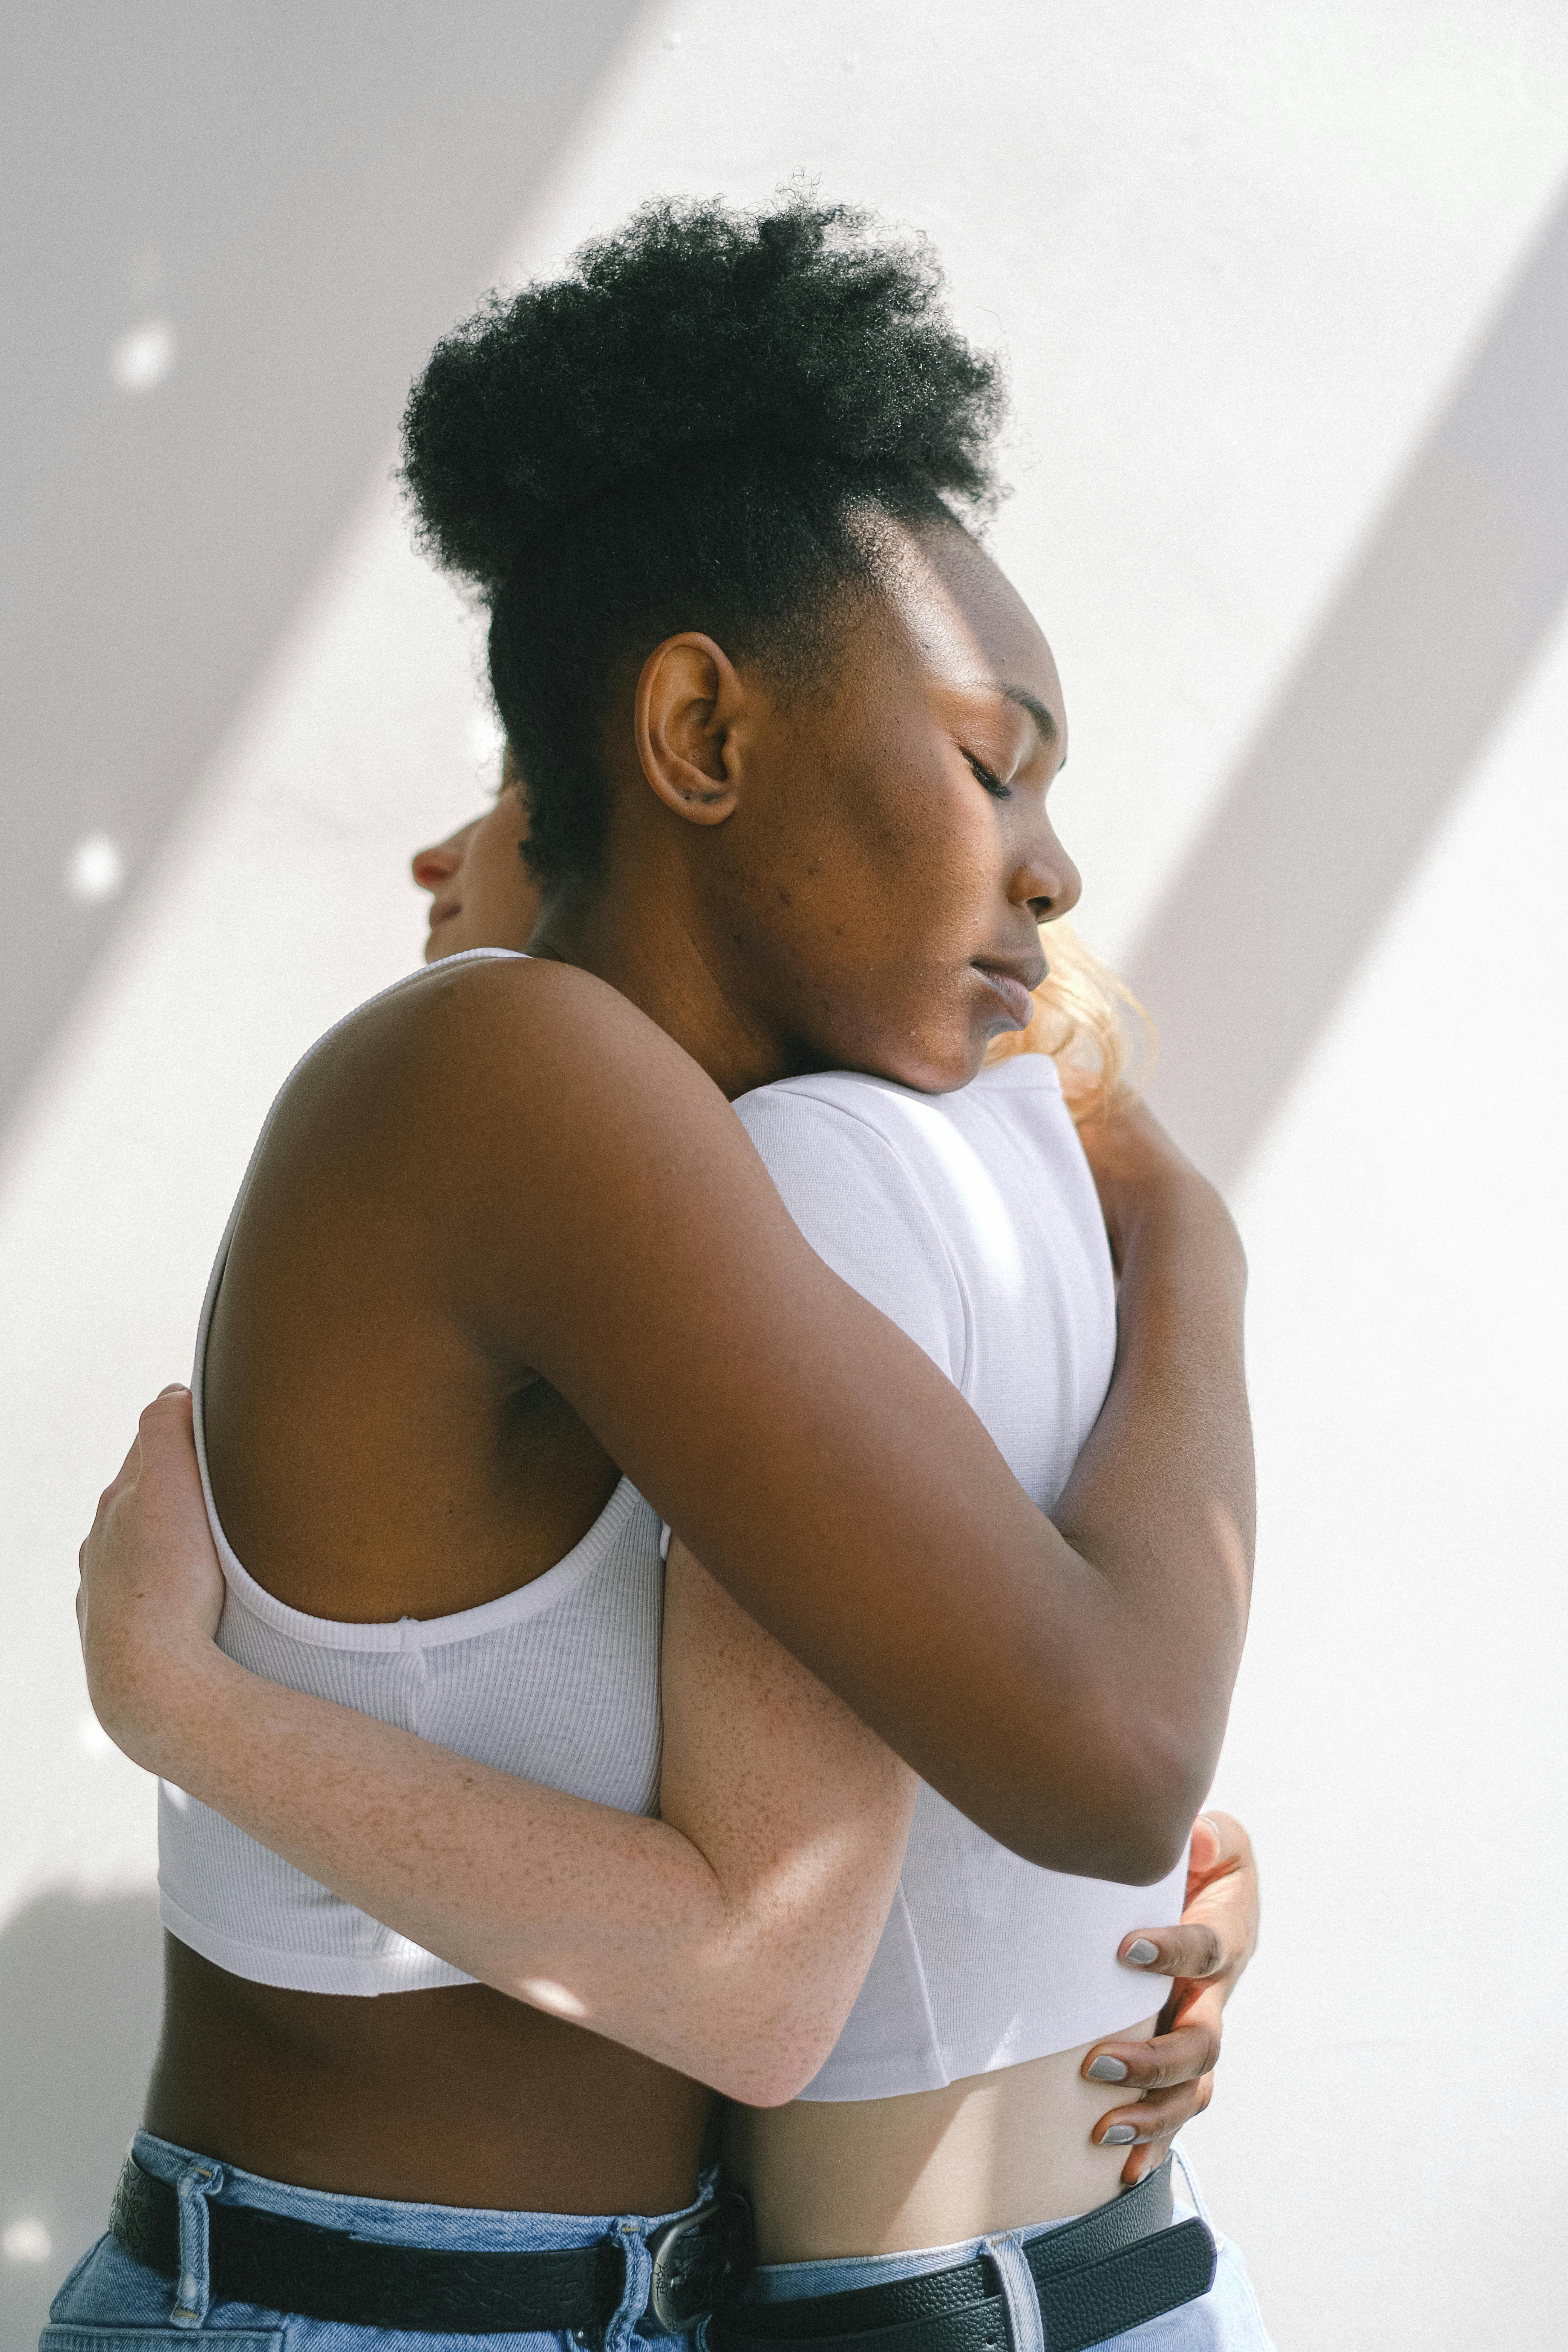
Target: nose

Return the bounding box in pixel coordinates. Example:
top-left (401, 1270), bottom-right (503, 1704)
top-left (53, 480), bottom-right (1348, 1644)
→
top-left (411, 836), bottom-right (464, 894)
top-left (1012, 818), bottom-right (1081, 926)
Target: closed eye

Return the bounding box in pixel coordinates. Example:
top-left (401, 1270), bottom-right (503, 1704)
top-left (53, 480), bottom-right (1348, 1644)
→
top-left (965, 751), bottom-right (1010, 799)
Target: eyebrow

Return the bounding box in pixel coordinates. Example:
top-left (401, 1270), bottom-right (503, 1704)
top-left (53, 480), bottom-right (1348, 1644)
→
top-left (1000, 682), bottom-right (1059, 746)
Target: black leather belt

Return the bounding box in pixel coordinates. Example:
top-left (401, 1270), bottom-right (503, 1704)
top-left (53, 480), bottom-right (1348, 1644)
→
top-left (711, 2162), bottom-right (1215, 2352)
top-left (110, 2154), bottom-right (755, 2336)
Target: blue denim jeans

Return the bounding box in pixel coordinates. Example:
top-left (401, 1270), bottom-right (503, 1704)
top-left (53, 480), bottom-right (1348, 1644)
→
top-left (733, 2147), bottom-right (1275, 2352)
top-left (41, 2129), bottom-right (711, 2351)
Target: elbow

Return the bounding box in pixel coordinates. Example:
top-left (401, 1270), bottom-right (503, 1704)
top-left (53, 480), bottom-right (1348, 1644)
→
top-left (1083, 1731), bottom-right (1211, 1884)
top-left (1095, 1752), bottom-right (1219, 1886)
top-left (719, 2066), bottom-right (810, 2110)
top-left (1074, 1801), bottom-right (1198, 1889)
top-left (1004, 1717), bottom-right (1219, 1885)
top-left (708, 2037), bottom-right (829, 2110)
top-left (703, 1997), bottom-right (851, 2109)
top-left (1110, 1709), bottom-right (1227, 1883)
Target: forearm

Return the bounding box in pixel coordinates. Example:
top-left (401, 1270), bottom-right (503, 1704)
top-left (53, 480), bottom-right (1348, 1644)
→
top-left (454, 984), bottom-right (1247, 1880)
top-left (123, 1648), bottom-right (880, 2104)
top-left (803, 1172), bottom-right (1251, 1883)
top-left (1052, 1187), bottom-right (1254, 1837)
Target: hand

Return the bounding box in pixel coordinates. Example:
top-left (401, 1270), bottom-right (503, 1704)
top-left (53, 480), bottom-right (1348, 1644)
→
top-left (77, 1385), bottom-right (227, 1770)
top-left (1081, 1811), bottom-right (1259, 2185)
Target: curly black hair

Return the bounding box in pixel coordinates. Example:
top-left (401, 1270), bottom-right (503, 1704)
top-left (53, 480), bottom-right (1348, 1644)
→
top-left (402, 194), bottom-right (1005, 887)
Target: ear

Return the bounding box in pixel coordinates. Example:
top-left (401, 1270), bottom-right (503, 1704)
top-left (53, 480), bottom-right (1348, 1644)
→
top-left (634, 633), bottom-right (746, 828)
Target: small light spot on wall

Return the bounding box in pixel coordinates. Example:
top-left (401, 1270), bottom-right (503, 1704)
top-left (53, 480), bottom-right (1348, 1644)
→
top-left (110, 316), bottom-right (176, 394)
top-left (77, 1710), bottom-right (115, 1758)
top-left (663, 28), bottom-right (683, 48)
top-left (65, 832), bottom-right (126, 905)
top-left (2, 2217), bottom-right (52, 2263)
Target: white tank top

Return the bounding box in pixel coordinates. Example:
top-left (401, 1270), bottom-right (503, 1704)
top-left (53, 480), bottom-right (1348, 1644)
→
top-left (162, 954), bottom-right (1187, 2070)
top-left (730, 1058), bottom-right (1190, 2099)
top-left (158, 951), bottom-right (665, 1995)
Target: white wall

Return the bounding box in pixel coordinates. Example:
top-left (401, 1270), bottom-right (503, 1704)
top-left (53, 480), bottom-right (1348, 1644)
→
top-left (4, 5), bottom-right (1566, 2342)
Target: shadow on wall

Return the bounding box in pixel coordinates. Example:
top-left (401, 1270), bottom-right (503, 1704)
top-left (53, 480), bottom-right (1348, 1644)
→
top-left (1, 0), bottom-right (644, 1137)
top-left (0, 1886), bottom-right (163, 2344)
top-left (1130, 175), bottom-right (1568, 1191)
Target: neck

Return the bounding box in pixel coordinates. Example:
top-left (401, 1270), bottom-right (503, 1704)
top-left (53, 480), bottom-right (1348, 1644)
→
top-left (527, 863), bottom-right (791, 1103)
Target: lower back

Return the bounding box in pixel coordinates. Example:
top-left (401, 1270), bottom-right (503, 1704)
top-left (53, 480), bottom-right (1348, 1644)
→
top-left (728, 2025), bottom-right (1159, 2261)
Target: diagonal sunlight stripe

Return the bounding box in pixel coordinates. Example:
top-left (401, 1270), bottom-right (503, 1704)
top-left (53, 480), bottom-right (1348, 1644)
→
top-left (0, 0), bottom-right (647, 1137)
top-left (1127, 178), bottom-right (1568, 1191)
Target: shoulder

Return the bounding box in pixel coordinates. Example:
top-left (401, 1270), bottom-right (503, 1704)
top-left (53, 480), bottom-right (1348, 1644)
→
top-left (303, 953), bottom-right (735, 1164)
top-left (341, 951), bottom-right (686, 1078)
top-left (245, 954), bottom-right (769, 1308)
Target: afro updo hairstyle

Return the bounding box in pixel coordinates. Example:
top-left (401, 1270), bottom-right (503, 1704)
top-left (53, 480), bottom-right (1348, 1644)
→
top-left (401, 193), bottom-right (1005, 890)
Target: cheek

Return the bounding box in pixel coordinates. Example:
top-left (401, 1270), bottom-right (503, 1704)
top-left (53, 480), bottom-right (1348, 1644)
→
top-left (847, 764), bottom-right (994, 956)
top-left (840, 717), bottom-right (978, 870)
top-left (465, 826), bottom-right (538, 943)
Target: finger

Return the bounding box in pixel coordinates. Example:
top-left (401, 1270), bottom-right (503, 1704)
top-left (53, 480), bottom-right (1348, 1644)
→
top-left (139, 1386), bottom-right (195, 1446)
top-left (1196, 1810), bottom-right (1253, 1874)
top-left (1116, 1922), bottom-right (1225, 1981)
top-left (1093, 2072), bottom-right (1213, 2158)
top-left (93, 1427), bottom-right (147, 1520)
top-left (1185, 1813), bottom-right (1222, 1882)
top-left (1149, 1977), bottom-right (1226, 2041)
top-left (1116, 2083), bottom-right (1213, 2187)
top-left (1083, 2015), bottom-right (1221, 2095)
top-left (1184, 1811), bottom-right (1255, 1904)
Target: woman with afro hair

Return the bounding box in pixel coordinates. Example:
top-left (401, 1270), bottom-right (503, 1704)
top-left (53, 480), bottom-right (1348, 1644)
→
top-left (67, 197), bottom-right (1267, 2349)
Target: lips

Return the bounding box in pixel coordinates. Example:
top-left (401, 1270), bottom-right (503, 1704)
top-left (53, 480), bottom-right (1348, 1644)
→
top-left (972, 956), bottom-right (1045, 1029)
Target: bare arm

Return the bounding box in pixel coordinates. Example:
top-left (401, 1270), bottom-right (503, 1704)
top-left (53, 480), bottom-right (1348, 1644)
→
top-left (86, 957), bottom-right (1250, 1878)
top-left (82, 1436), bottom-right (911, 2105)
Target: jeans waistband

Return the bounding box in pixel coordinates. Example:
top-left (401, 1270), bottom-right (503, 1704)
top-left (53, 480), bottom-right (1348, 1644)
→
top-left (727, 2150), bottom-right (1216, 2352)
top-left (747, 2218), bottom-right (1086, 2307)
top-left (746, 2140), bottom-right (1217, 2305)
top-left (126, 2128), bottom-right (718, 2338)
top-left (130, 2129), bottom-right (714, 2251)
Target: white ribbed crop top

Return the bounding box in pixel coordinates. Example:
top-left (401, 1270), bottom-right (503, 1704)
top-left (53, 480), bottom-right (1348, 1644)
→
top-left (158, 951), bottom-right (665, 1996)
top-left (731, 1057), bottom-right (1190, 2100)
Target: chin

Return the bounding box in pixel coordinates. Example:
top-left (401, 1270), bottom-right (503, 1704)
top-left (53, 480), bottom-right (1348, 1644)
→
top-left (805, 981), bottom-right (987, 1096)
top-left (864, 1029), bottom-right (988, 1097)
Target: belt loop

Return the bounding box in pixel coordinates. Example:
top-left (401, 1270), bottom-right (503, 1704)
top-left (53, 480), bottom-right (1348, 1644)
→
top-left (1170, 2136), bottom-right (1215, 2229)
top-left (169, 2155), bottom-right (224, 2328)
top-left (984, 2233), bottom-right (1046, 2352)
top-left (607, 2215), bottom-right (655, 2352)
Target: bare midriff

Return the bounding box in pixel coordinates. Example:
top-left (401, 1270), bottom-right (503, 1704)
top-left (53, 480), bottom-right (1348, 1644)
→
top-left (727, 2023), bottom-right (1160, 2263)
top-left (163, 996), bottom-right (1150, 2239)
top-left (148, 1060), bottom-right (728, 2215)
top-left (146, 1936), bottom-right (712, 2214)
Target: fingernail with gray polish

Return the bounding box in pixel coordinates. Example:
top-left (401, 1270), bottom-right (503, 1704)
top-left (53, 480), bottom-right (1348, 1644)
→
top-left (1102, 2124), bottom-right (1138, 2145)
top-left (1124, 1938), bottom-right (1159, 1966)
top-left (1086, 2055), bottom-right (1129, 2082)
